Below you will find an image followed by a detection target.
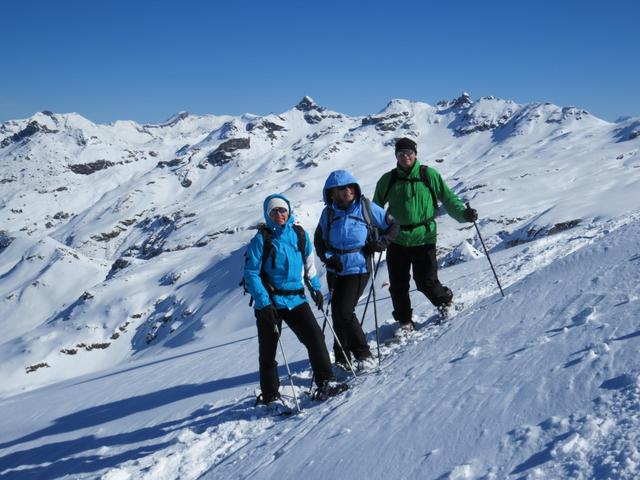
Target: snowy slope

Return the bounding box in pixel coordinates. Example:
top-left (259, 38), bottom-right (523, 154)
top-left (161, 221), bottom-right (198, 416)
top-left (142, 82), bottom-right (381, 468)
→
top-left (1, 211), bottom-right (638, 480)
top-left (1, 94), bottom-right (640, 479)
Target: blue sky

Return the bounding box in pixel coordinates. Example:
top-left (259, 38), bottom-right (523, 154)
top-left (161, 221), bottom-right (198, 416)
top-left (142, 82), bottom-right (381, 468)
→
top-left (2, 0), bottom-right (638, 123)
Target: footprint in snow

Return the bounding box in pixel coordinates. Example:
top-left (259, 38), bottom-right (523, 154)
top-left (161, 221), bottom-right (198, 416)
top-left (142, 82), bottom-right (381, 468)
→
top-left (449, 346), bottom-right (481, 364)
top-left (570, 306), bottom-right (596, 326)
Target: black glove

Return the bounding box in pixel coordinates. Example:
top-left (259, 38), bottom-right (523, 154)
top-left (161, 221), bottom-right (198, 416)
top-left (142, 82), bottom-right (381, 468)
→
top-left (325, 255), bottom-right (343, 273)
top-left (363, 237), bottom-right (388, 255)
top-left (256, 305), bottom-right (279, 329)
top-left (309, 289), bottom-right (324, 311)
top-left (463, 206), bottom-right (478, 222)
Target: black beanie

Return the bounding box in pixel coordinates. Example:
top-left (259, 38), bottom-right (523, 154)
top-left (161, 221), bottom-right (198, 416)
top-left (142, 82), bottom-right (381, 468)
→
top-left (395, 137), bottom-right (417, 153)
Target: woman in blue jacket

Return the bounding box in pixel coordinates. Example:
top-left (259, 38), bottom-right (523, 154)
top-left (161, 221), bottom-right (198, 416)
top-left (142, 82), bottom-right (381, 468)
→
top-left (244, 194), bottom-right (347, 405)
top-left (314, 171), bottom-right (399, 371)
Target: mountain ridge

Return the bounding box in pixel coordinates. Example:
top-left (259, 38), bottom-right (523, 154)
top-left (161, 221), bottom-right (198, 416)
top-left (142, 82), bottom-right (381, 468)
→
top-left (1, 93), bottom-right (639, 396)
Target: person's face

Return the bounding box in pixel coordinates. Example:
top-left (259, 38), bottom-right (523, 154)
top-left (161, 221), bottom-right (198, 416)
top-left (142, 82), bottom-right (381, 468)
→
top-left (395, 149), bottom-right (416, 171)
top-left (333, 184), bottom-right (356, 206)
top-left (269, 207), bottom-right (289, 225)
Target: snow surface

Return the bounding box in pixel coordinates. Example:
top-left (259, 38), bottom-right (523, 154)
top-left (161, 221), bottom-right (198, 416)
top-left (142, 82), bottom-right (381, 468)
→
top-left (1, 94), bottom-right (639, 479)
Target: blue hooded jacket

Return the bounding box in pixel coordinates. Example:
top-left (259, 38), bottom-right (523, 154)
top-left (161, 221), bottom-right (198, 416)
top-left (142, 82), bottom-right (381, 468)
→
top-left (316, 170), bottom-right (394, 276)
top-left (244, 194), bottom-right (322, 310)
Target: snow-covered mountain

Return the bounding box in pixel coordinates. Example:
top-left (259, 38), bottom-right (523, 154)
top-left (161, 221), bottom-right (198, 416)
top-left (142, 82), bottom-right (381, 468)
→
top-left (1, 94), bottom-right (639, 479)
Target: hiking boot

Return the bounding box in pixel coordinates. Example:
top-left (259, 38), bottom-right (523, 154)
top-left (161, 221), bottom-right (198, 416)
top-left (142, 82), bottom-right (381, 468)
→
top-left (255, 393), bottom-right (280, 405)
top-left (357, 356), bottom-right (377, 373)
top-left (394, 321), bottom-right (415, 337)
top-left (255, 393), bottom-right (292, 415)
top-left (313, 380), bottom-right (349, 401)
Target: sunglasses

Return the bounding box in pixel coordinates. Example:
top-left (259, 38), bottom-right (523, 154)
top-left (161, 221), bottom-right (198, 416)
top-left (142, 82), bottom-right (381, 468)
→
top-left (336, 184), bottom-right (356, 191)
top-left (270, 207), bottom-right (288, 215)
top-left (396, 149), bottom-right (415, 157)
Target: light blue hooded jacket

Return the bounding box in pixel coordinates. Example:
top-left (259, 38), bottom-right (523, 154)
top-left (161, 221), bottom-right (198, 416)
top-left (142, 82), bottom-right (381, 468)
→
top-left (315, 170), bottom-right (395, 276)
top-left (244, 194), bottom-right (322, 310)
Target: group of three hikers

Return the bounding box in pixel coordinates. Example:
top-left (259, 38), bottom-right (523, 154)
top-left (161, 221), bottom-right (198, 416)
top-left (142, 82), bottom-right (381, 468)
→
top-left (243, 137), bottom-right (478, 409)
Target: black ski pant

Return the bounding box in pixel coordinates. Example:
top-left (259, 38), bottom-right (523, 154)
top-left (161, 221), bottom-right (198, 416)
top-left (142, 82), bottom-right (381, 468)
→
top-left (386, 242), bottom-right (453, 324)
top-left (327, 272), bottom-right (372, 364)
top-left (256, 302), bottom-right (334, 399)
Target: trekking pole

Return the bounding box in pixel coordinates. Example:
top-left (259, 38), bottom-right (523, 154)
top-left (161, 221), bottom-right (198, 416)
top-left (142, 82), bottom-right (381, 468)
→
top-left (369, 254), bottom-right (382, 367)
top-left (466, 202), bottom-right (504, 297)
top-left (275, 324), bottom-right (301, 413)
top-left (308, 287), bottom-right (333, 392)
top-left (305, 278), bottom-right (358, 381)
top-left (320, 307), bottom-right (358, 378)
top-left (360, 252), bottom-right (383, 328)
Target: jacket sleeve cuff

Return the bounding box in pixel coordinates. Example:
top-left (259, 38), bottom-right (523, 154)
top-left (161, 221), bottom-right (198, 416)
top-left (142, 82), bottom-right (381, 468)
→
top-left (254, 295), bottom-right (272, 310)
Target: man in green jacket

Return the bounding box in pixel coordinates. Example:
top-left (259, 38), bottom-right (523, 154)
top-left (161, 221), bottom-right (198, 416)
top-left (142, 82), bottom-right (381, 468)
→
top-left (373, 137), bottom-right (477, 331)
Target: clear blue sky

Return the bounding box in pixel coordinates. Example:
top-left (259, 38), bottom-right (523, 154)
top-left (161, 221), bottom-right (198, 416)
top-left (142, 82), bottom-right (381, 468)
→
top-left (2, 0), bottom-right (638, 123)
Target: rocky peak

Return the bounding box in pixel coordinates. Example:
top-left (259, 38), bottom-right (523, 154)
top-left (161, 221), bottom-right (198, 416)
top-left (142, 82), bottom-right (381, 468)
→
top-left (147, 111), bottom-right (190, 129)
top-left (295, 96), bottom-right (323, 112)
top-left (451, 92), bottom-right (472, 109)
top-left (171, 111), bottom-right (189, 122)
top-left (380, 99), bottom-right (415, 115)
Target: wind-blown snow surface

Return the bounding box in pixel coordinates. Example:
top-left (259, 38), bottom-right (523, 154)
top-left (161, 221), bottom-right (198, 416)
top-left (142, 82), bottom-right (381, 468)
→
top-left (1, 95), bottom-right (639, 478)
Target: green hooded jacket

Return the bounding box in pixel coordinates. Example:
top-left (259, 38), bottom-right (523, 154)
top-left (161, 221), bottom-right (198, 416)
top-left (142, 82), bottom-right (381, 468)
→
top-left (373, 160), bottom-right (467, 247)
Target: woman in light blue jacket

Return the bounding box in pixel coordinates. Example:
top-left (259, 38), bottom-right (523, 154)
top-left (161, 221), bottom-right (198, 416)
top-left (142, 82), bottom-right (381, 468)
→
top-left (314, 171), bottom-right (399, 371)
top-left (244, 194), bottom-right (347, 406)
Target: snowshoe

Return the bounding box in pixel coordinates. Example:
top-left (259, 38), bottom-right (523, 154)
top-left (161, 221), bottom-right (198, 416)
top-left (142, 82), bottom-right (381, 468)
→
top-left (394, 321), bottom-right (415, 338)
top-left (255, 393), bottom-right (293, 416)
top-left (436, 303), bottom-right (453, 323)
top-left (312, 380), bottom-right (349, 401)
top-left (384, 321), bottom-right (415, 346)
top-left (335, 361), bottom-right (352, 373)
top-left (356, 356), bottom-right (377, 373)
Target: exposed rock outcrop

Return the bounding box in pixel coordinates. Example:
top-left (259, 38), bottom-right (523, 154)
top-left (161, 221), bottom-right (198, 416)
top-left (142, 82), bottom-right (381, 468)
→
top-left (69, 160), bottom-right (115, 175)
top-left (246, 120), bottom-right (287, 139)
top-left (295, 96), bottom-right (322, 112)
top-left (0, 231), bottom-right (14, 253)
top-left (206, 138), bottom-right (250, 167)
top-left (361, 112), bottom-right (409, 131)
top-left (1, 121), bottom-right (57, 148)
top-left (107, 258), bottom-right (131, 279)
top-left (614, 120), bottom-right (640, 142)
top-left (294, 96), bottom-right (342, 125)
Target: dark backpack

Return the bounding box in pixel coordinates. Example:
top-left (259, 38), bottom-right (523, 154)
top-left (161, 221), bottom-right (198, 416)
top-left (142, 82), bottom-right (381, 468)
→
top-left (322, 196), bottom-right (379, 254)
top-left (381, 165), bottom-right (438, 210)
top-left (240, 223), bottom-right (307, 306)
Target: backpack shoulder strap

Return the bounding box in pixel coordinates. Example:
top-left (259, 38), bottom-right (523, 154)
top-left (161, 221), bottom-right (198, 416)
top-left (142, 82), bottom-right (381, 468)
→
top-left (239, 223), bottom-right (272, 305)
top-left (360, 196), bottom-right (374, 226)
top-left (323, 207), bottom-right (335, 250)
top-left (420, 165), bottom-right (438, 210)
top-left (360, 196), bottom-right (379, 243)
top-left (257, 224), bottom-right (274, 271)
top-left (381, 169), bottom-right (398, 205)
top-left (292, 223), bottom-right (306, 257)
top-left (292, 223), bottom-right (308, 281)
